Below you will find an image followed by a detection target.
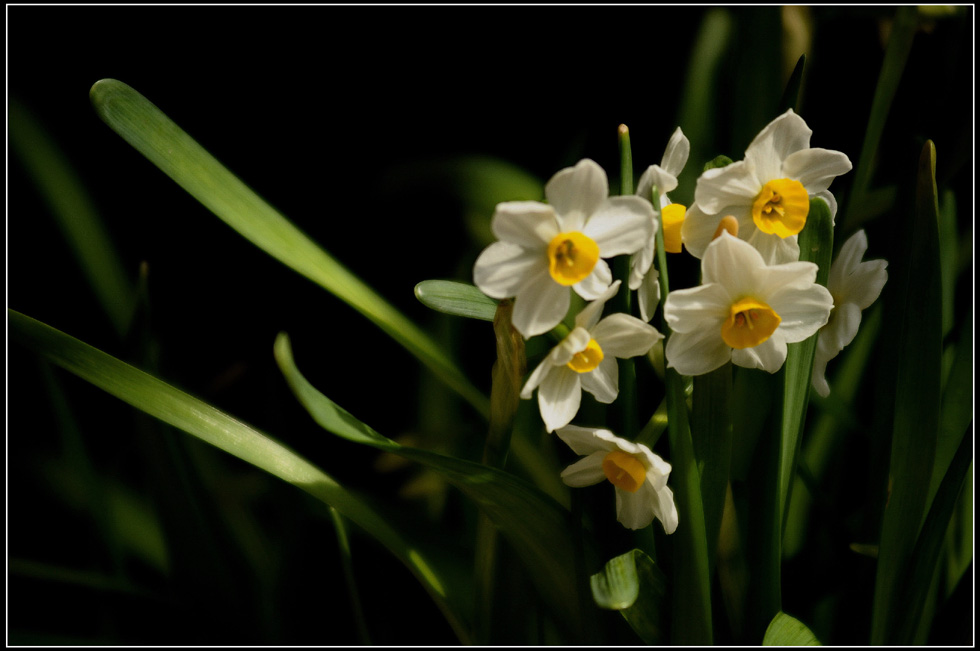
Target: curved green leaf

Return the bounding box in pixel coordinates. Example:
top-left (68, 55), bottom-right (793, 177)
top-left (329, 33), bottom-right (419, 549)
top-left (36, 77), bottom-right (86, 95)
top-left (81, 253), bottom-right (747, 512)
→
top-left (89, 78), bottom-right (488, 419)
top-left (591, 549), bottom-right (668, 645)
top-left (763, 611), bottom-right (821, 646)
top-left (8, 308), bottom-right (474, 643)
top-left (414, 280), bottom-right (497, 321)
top-left (273, 331), bottom-right (599, 643)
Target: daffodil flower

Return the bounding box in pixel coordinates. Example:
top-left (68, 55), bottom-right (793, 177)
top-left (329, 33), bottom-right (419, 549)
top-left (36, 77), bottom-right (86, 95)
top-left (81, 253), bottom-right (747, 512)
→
top-left (473, 159), bottom-right (655, 338)
top-left (520, 281), bottom-right (663, 432)
top-left (811, 230), bottom-right (888, 397)
top-left (630, 127), bottom-right (691, 322)
top-left (555, 425), bottom-right (678, 532)
top-left (681, 109), bottom-right (852, 265)
top-left (663, 232), bottom-right (834, 375)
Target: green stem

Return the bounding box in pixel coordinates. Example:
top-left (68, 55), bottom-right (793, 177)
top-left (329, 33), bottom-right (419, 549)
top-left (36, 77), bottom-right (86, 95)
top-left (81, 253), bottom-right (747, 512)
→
top-left (614, 124), bottom-right (637, 438)
top-left (328, 507), bottom-right (372, 645)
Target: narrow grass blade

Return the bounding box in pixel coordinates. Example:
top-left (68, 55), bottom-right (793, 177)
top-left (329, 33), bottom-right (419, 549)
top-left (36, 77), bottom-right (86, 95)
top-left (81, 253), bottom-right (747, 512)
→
top-left (844, 5), bottom-right (919, 232)
top-left (273, 332), bottom-right (598, 643)
top-left (9, 99), bottom-right (135, 336)
top-left (8, 308), bottom-right (474, 643)
top-left (328, 507), bottom-right (371, 645)
top-left (778, 54), bottom-right (806, 114)
top-left (89, 78), bottom-right (489, 418)
top-left (930, 312), bottom-right (973, 505)
top-left (871, 141), bottom-right (943, 644)
top-left (414, 280), bottom-right (497, 322)
top-left (762, 611), bottom-right (821, 646)
top-left (614, 124), bottom-right (637, 438)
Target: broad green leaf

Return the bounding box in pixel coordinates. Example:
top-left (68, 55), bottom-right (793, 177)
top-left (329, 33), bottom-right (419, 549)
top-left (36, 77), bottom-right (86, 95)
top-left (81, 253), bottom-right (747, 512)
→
top-left (414, 280), bottom-right (497, 321)
top-left (930, 312), bottom-right (973, 505)
top-left (844, 5), bottom-right (918, 232)
top-left (273, 331), bottom-right (599, 643)
top-left (9, 99), bottom-right (135, 337)
top-left (871, 141), bottom-right (942, 644)
top-left (591, 549), bottom-right (668, 645)
top-left (691, 362), bottom-right (733, 576)
top-left (8, 308), bottom-right (474, 644)
top-left (894, 432), bottom-right (973, 644)
top-left (780, 197), bottom-right (833, 529)
top-left (89, 78), bottom-right (489, 419)
top-left (763, 611), bottom-right (821, 646)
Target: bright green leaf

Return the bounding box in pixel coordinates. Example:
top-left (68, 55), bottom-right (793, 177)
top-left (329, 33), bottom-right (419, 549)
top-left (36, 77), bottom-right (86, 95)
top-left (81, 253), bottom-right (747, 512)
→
top-left (591, 549), bottom-right (668, 645)
top-left (763, 611), bottom-right (822, 646)
top-left (414, 280), bottom-right (497, 321)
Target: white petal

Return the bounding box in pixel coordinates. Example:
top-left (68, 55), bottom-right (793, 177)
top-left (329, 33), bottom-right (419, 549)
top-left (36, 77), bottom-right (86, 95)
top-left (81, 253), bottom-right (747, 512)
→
top-left (701, 232), bottom-right (767, 296)
top-left (679, 202), bottom-right (724, 260)
top-left (520, 357), bottom-right (553, 400)
top-left (744, 109), bottom-right (812, 182)
top-left (660, 127), bottom-right (690, 178)
top-left (580, 355), bottom-right (619, 404)
top-left (665, 327), bottom-right (732, 376)
top-left (812, 191), bottom-right (838, 223)
top-left (767, 282), bottom-right (834, 343)
top-left (538, 367), bottom-right (582, 432)
top-left (635, 164), bottom-right (678, 204)
top-left (583, 196), bottom-right (655, 257)
top-left (575, 279), bottom-right (621, 330)
top-left (560, 451), bottom-right (608, 487)
top-left (753, 260), bottom-right (819, 299)
top-left (555, 424), bottom-right (616, 455)
top-left (649, 483), bottom-right (679, 534)
top-left (731, 335), bottom-right (787, 373)
top-left (556, 327), bottom-right (594, 363)
top-left (744, 227), bottom-right (801, 265)
top-left (831, 231), bottom-right (888, 309)
top-left (615, 487), bottom-right (656, 530)
top-left (473, 242), bottom-right (547, 299)
top-left (545, 159), bottom-right (609, 230)
top-left (782, 147), bottom-right (852, 194)
top-left (828, 229), bottom-right (869, 289)
top-left (810, 354), bottom-right (831, 398)
top-left (694, 160), bottom-right (760, 214)
top-left (629, 230), bottom-right (657, 290)
top-left (511, 273), bottom-right (570, 337)
top-left (637, 268), bottom-right (661, 323)
top-left (662, 283), bottom-right (730, 334)
top-left (825, 301), bottom-right (863, 352)
top-left (574, 258), bottom-right (613, 301)
top-left (591, 313), bottom-right (663, 358)
top-left (491, 201), bottom-right (561, 248)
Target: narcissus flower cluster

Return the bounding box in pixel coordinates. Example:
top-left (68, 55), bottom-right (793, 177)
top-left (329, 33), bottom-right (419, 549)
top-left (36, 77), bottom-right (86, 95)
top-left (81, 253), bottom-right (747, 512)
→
top-left (471, 112), bottom-right (884, 533)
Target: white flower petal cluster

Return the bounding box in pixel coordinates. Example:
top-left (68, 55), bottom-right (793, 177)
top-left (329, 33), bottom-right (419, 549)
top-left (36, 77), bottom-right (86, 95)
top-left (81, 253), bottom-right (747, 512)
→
top-left (682, 109), bottom-right (852, 265)
top-left (520, 281), bottom-right (663, 432)
top-left (663, 232), bottom-right (833, 375)
top-left (630, 127), bottom-right (691, 322)
top-left (811, 230), bottom-right (888, 397)
top-left (473, 159), bottom-right (655, 338)
top-left (556, 425), bottom-right (678, 532)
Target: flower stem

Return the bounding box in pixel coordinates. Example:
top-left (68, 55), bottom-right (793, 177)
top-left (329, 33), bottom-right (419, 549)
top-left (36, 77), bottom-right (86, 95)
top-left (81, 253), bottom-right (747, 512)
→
top-left (614, 124), bottom-right (638, 438)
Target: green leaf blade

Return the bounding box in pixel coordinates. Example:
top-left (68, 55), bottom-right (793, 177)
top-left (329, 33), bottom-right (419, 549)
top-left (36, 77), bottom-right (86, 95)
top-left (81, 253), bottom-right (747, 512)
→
top-left (763, 611), bottom-right (822, 646)
top-left (414, 280), bottom-right (497, 321)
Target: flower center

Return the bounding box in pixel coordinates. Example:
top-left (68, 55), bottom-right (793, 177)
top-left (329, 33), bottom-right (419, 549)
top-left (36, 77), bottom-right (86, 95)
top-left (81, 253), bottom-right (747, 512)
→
top-left (547, 231), bottom-right (600, 286)
top-left (661, 203), bottom-right (686, 253)
top-left (721, 297), bottom-right (781, 349)
top-left (751, 178), bottom-right (809, 238)
top-left (602, 450), bottom-right (646, 493)
top-left (566, 338), bottom-right (604, 373)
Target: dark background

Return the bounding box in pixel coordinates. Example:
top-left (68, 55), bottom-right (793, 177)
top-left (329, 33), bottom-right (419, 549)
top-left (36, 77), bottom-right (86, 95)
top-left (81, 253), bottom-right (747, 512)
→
top-left (8, 5), bottom-right (973, 645)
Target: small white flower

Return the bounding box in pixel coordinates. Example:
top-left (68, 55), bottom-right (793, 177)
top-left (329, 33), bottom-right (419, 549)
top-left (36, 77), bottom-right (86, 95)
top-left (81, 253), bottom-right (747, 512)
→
top-left (520, 280), bottom-right (663, 432)
top-left (663, 232), bottom-right (834, 375)
top-left (473, 159), bottom-right (655, 338)
top-left (811, 230), bottom-right (888, 397)
top-left (682, 109), bottom-right (852, 265)
top-left (630, 127), bottom-right (691, 322)
top-left (556, 425), bottom-right (678, 532)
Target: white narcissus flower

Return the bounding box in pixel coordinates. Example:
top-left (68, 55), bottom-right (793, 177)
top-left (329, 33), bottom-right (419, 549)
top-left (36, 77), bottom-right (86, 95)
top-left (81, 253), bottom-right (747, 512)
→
top-left (682, 109), bottom-right (852, 265)
top-left (520, 281), bottom-right (663, 432)
top-left (556, 425), bottom-right (678, 532)
top-left (630, 127), bottom-right (691, 323)
top-left (663, 232), bottom-right (834, 375)
top-left (811, 229), bottom-right (888, 397)
top-left (473, 159), bottom-right (654, 338)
